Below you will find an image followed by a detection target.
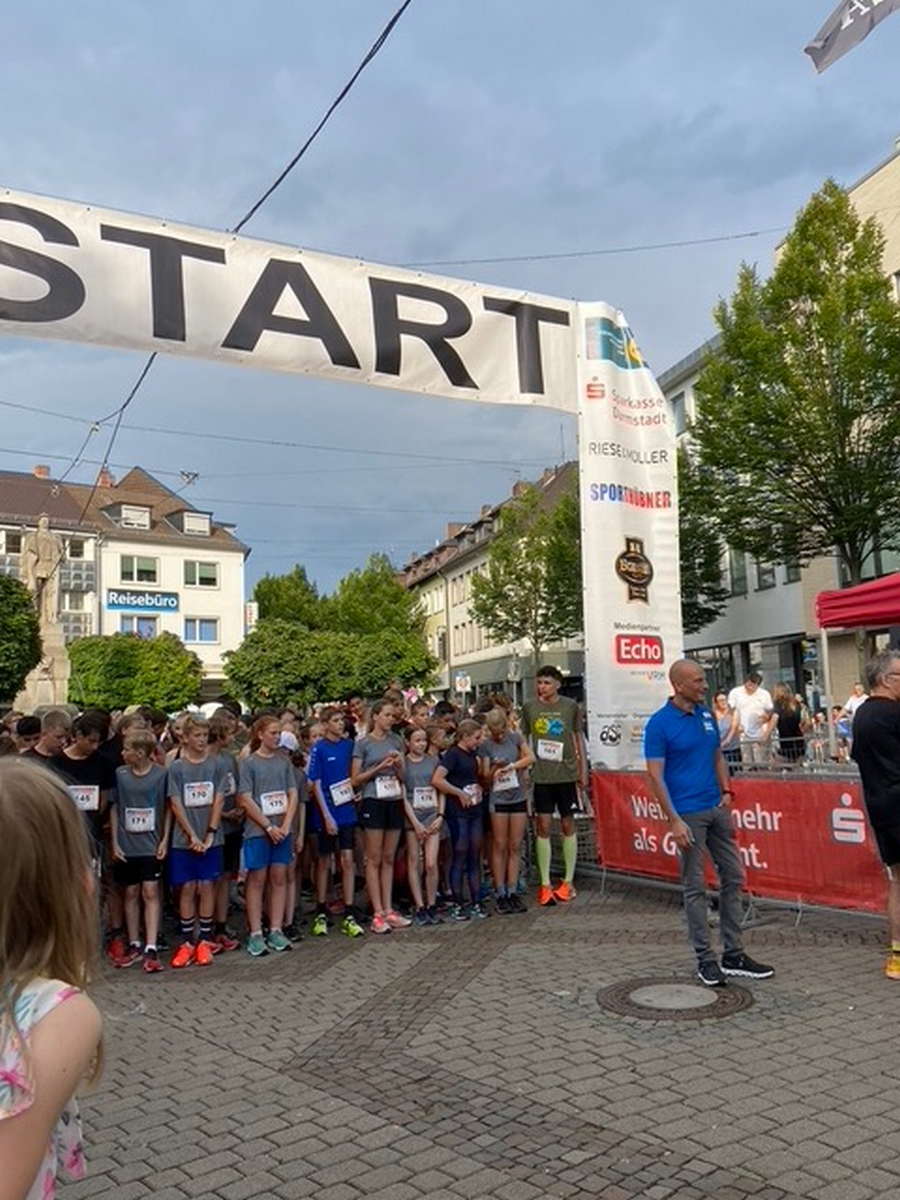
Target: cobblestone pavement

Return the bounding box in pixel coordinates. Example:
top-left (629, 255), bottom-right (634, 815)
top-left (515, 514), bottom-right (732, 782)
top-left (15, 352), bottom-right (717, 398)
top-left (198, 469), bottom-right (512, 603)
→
top-left (68, 878), bottom-right (900, 1199)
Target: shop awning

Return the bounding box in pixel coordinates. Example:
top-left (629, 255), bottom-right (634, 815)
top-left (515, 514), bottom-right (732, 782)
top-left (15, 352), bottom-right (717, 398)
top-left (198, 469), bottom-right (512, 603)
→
top-left (816, 571), bottom-right (900, 630)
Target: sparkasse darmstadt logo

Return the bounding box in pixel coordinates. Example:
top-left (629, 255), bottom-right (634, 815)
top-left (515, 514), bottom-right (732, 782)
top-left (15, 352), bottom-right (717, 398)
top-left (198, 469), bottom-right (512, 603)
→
top-left (615, 536), bottom-right (653, 602)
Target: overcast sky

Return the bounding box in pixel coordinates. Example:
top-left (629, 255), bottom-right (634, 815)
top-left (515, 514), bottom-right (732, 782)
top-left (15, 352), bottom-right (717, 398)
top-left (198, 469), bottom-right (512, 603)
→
top-left (2, 1), bottom-right (898, 592)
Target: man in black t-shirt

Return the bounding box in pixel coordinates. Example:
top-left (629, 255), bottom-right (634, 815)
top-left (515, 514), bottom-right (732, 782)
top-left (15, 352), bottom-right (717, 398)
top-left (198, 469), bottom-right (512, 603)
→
top-left (850, 650), bottom-right (900, 980)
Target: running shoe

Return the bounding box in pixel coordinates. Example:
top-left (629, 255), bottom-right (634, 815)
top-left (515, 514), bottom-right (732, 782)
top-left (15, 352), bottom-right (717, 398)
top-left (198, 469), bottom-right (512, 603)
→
top-left (266, 929), bottom-right (292, 953)
top-left (885, 952), bottom-right (900, 980)
top-left (721, 952), bottom-right (774, 980)
top-left (215, 930), bottom-right (240, 953)
top-left (341, 913), bottom-right (365, 938)
top-left (208, 938), bottom-right (224, 956)
top-left (508, 893), bottom-right (528, 914)
top-left (385, 910), bottom-right (411, 929)
top-left (469, 902), bottom-right (489, 920)
top-left (371, 913), bottom-right (392, 935)
top-left (283, 922), bottom-right (303, 943)
top-left (537, 885), bottom-right (557, 907)
top-left (115, 944), bottom-right (141, 969)
top-left (106, 935), bottom-right (126, 966)
top-left (311, 913), bottom-right (329, 937)
top-left (553, 881), bottom-right (577, 903)
top-left (246, 933), bottom-right (269, 957)
top-left (171, 942), bottom-right (196, 969)
top-left (427, 905), bottom-right (444, 925)
top-left (194, 941), bottom-right (215, 967)
top-left (697, 959), bottom-right (728, 987)
top-left (496, 895), bottom-right (511, 915)
top-left (350, 904), bottom-right (371, 927)
top-left (142, 949), bottom-right (163, 974)
top-left (447, 904), bottom-right (470, 922)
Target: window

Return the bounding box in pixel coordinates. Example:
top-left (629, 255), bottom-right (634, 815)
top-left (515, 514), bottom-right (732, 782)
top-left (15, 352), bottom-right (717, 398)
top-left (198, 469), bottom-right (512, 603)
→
top-left (184, 560), bottom-right (219, 587)
top-left (728, 548), bottom-right (747, 596)
top-left (120, 505), bottom-right (151, 530)
top-left (67, 538), bottom-right (84, 559)
top-left (121, 614), bottom-right (157, 638)
top-left (784, 559), bottom-right (801, 584)
top-left (182, 512), bottom-right (211, 536)
top-left (121, 555), bottom-right (158, 584)
top-left (62, 592), bottom-right (84, 612)
top-left (670, 391), bottom-right (687, 436)
top-left (2, 531), bottom-right (22, 555)
top-left (184, 617), bottom-right (219, 643)
top-left (755, 560), bottom-right (776, 590)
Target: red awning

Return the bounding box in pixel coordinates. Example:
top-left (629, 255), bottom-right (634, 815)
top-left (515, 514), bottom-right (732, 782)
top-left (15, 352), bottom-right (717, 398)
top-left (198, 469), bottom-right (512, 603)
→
top-left (816, 571), bottom-right (900, 630)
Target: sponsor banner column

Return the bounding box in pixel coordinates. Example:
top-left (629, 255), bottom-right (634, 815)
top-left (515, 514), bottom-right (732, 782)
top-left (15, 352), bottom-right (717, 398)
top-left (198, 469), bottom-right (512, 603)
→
top-left (575, 303), bottom-right (681, 767)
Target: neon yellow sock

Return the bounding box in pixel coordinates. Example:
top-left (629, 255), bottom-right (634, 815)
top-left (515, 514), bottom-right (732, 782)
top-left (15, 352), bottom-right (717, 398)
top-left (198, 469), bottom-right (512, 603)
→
top-left (536, 836), bottom-right (551, 886)
top-left (891, 942), bottom-right (900, 953)
top-left (562, 833), bottom-right (578, 884)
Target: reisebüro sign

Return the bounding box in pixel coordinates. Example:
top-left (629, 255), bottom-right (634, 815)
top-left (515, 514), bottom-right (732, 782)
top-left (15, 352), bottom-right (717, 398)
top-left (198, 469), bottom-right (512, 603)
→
top-left (106, 589), bottom-right (179, 611)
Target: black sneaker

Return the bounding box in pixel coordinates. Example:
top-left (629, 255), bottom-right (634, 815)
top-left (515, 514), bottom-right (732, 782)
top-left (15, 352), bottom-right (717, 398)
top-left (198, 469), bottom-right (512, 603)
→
top-left (721, 952), bottom-right (774, 979)
top-left (427, 904), bottom-right (444, 925)
top-left (283, 922), bottom-right (303, 944)
top-left (496, 895), bottom-right (511, 915)
top-left (509, 893), bottom-right (527, 914)
top-left (697, 959), bottom-right (728, 987)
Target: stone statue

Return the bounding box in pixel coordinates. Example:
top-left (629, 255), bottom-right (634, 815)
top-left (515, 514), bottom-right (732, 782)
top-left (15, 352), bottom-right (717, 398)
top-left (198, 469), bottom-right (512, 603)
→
top-left (21, 515), bottom-right (63, 629)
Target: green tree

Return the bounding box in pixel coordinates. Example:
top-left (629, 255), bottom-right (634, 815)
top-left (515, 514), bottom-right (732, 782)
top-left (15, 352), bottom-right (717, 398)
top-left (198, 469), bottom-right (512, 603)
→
top-left (68, 633), bottom-right (144, 709)
top-left (0, 577), bottom-right (42, 702)
top-left (329, 553), bottom-right (424, 637)
top-left (350, 630), bottom-right (436, 695)
top-left (694, 179), bottom-right (900, 586)
top-left (470, 483), bottom-right (582, 660)
top-left (677, 447), bottom-right (730, 634)
top-left (129, 633), bottom-right (204, 711)
top-left (254, 565), bottom-right (323, 626)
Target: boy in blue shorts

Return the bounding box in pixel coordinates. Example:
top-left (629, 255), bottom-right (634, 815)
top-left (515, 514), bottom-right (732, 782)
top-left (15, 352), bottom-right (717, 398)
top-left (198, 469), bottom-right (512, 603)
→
top-left (307, 706), bottom-right (364, 938)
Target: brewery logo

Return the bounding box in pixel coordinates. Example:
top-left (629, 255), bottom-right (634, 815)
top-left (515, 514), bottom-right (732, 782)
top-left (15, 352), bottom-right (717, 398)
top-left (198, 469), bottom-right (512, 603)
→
top-left (615, 537), bottom-right (653, 602)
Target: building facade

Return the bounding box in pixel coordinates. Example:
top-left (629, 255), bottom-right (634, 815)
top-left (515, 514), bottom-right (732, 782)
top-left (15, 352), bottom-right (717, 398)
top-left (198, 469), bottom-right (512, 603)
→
top-left (402, 465), bottom-right (584, 704)
top-left (657, 141), bottom-right (900, 706)
top-left (0, 465), bottom-right (249, 696)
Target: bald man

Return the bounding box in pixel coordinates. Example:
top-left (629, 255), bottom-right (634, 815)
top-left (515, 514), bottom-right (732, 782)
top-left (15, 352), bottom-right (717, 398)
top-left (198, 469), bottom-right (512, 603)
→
top-left (644, 660), bottom-right (774, 987)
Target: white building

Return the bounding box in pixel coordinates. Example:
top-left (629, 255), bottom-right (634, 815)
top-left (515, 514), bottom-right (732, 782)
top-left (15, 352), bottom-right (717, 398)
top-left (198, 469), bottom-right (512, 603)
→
top-left (0, 465), bottom-right (249, 696)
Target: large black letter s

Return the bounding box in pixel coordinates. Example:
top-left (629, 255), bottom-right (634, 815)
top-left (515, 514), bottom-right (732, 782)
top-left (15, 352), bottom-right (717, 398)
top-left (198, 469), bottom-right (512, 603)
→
top-left (0, 204), bottom-right (85, 322)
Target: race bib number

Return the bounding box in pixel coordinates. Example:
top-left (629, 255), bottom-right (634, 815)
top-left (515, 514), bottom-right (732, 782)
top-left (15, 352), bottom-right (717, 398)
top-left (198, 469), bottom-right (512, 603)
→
top-left (125, 807), bottom-right (155, 834)
top-left (330, 778), bottom-right (354, 807)
top-left (413, 786), bottom-right (437, 812)
top-left (375, 775), bottom-right (402, 800)
top-left (70, 785), bottom-right (99, 812)
top-left (537, 739), bottom-right (564, 763)
top-left (463, 783), bottom-right (483, 804)
top-left (261, 790), bottom-right (288, 816)
top-left (493, 766), bottom-right (518, 793)
top-left (184, 781), bottom-right (214, 808)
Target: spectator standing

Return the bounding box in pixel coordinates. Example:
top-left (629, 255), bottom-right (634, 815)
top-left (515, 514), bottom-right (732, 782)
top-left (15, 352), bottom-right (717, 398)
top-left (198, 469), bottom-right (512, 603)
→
top-left (772, 683), bottom-right (808, 764)
top-left (727, 673), bottom-right (775, 766)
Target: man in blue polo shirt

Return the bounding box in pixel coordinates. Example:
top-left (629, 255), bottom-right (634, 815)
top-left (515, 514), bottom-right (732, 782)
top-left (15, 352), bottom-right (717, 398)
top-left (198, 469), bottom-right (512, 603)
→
top-left (644, 659), bottom-right (774, 987)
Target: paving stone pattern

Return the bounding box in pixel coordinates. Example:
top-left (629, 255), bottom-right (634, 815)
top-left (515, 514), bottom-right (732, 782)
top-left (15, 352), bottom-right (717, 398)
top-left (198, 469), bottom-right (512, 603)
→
top-left (68, 880), bottom-right (900, 1199)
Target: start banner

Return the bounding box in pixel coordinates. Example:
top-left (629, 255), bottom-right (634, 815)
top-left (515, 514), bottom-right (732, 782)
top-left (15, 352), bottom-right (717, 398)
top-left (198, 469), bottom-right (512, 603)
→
top-left (592, 771), bottom-right (887, 913)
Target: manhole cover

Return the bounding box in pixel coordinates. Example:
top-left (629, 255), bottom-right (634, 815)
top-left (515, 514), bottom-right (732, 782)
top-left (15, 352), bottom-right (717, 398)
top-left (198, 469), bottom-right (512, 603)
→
top-left (597, 976), bottom-right (754, 1021)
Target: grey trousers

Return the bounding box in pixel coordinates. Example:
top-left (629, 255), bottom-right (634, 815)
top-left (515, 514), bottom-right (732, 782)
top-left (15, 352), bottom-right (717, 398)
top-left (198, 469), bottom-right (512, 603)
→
top-left (679, 805), bottom-right (745, 962)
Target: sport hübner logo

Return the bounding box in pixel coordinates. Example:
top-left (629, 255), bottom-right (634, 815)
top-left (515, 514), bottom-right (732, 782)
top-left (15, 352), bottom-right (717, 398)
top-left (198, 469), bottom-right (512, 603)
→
top-left (615, 537), bottom-right (653, 602)
top-left (584, 316), bottom-right (648, 370)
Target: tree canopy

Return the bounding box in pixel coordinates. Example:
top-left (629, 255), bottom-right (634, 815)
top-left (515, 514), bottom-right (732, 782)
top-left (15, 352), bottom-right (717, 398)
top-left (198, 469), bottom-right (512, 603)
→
top-left (69, 632), bottom-right (202, 711)
top-left (328, 553), bottom-right (424, 637)
top-left (254, 565), bottom-right (323, 627)
top-left (677, 447), bottom-right (731, 634)
top-left (0, 577), bottom-right (42, 702)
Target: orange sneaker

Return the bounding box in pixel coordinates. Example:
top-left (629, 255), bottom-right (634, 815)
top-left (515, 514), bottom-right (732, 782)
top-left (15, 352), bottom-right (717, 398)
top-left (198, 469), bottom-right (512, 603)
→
top-left (171, 942), bottom-right (196, 969)
top-left (553, 881), bottom-right (577, 903)
top-left (194, 941), bottom-right (215, 966)
top-left (537, 885), bottom-right (557, 907)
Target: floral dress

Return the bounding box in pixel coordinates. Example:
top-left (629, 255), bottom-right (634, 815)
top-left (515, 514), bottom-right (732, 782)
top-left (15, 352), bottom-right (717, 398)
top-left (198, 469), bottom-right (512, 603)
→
top-left (0, 978), bottom-right (87, 1199)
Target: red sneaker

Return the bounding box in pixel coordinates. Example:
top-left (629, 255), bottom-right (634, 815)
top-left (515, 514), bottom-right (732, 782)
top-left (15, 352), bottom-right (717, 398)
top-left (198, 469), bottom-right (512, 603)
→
top-left (115, 945), bottom-right (141, 969)
top-left (171, 942), bottom-right (196, 969)
top-left (142, 949), bottom-right (164, 974)
top-left (215, 931), bottom-right (240, 953)
top-left (553, 881), bottom-right (577, 903)
top-left (537, 885), bottom-right (557, 907)
top-left (194, 941), bottom-right (215, 966)
top-left (106, 936), bottom-right (126, 965)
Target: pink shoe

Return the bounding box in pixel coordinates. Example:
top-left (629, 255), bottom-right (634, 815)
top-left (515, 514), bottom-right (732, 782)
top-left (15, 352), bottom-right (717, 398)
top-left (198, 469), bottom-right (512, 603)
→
top-left (385, 910), bottom-right (411, 929)
top-left (371, 914), bottom-right (392, 935)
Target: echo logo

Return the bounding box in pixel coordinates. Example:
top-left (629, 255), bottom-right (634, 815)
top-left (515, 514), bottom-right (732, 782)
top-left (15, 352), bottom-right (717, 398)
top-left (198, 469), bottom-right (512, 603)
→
top-left (614, 634), bottom-right (663, 665)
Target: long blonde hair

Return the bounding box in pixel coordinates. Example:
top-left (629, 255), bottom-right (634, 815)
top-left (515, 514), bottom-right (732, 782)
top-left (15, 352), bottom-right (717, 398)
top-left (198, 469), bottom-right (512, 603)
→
top-left (0, 758), bottom-right (101, 1080)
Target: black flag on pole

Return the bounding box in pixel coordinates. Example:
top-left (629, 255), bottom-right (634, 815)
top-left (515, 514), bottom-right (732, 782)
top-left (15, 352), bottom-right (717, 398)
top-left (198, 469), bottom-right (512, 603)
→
top-left (805, 0), bottom-right (900, 72)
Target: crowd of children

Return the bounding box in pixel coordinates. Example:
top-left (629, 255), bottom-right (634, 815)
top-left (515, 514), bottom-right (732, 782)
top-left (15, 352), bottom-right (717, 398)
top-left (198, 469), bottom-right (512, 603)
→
top-left (0, 665), bottom-right (589, 973)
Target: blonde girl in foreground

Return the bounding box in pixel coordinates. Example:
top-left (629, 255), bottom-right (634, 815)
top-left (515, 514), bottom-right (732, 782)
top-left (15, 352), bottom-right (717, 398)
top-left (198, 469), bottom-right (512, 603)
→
top-left (0, 758), bottom-right (103, 1199)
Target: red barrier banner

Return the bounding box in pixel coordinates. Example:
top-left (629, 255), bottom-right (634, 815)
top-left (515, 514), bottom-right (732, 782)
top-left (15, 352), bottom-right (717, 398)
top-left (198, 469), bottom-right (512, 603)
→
top-left (591, 771), bottom-right (887, 914)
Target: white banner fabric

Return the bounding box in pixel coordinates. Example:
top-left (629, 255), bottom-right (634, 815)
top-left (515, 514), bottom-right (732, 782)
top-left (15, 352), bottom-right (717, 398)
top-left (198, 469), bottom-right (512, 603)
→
top-left (0, 188), bottom-right (577, 412)
top-left (575, 302), bottom-right (682, 769)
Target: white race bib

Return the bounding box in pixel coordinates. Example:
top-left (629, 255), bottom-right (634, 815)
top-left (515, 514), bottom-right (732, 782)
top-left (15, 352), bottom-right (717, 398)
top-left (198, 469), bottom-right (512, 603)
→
top-left (537, 738), bottom-right (564, 763)
top-left (375, 775), bottom-right (402, 800)
top-left (184, 781), bottom-right (214, 808)
top-left (125, 807), bottom-right (155, 834)
top-left (70, 785), bottom-right (99, 812)
top-left (413, 786), bottom-right (437, 812)
top-left (261, 789), bottom-right (288, 816)
top-left (330, 778), bottom-right (355, 807)
top-left (493, 766), bottom-right (519, 793)
top-left (463, 783), bottom-right (483, 804)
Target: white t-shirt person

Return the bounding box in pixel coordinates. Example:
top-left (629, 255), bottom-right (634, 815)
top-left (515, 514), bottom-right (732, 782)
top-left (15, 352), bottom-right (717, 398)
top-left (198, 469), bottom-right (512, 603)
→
top-left (844, 685), bottom-right (868, 720)
top-left (727, 678), bottom-right (774, 742)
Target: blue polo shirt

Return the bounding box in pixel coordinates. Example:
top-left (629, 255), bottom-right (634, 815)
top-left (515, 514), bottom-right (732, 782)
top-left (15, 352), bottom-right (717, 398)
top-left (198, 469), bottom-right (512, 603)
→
top-left (306, 737), bottom-right (356, 828)
top-left (643, 700), bottom-right (722, 815)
